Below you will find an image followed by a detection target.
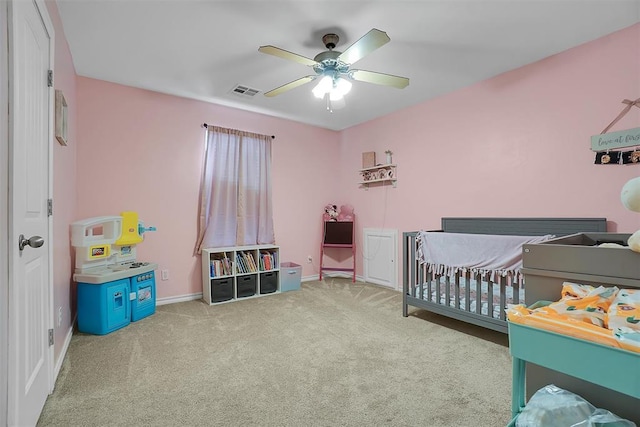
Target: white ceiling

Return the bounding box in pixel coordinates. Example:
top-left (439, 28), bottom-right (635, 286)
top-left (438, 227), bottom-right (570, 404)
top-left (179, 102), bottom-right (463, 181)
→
top-left (56, 0), bottom-right (640, 131)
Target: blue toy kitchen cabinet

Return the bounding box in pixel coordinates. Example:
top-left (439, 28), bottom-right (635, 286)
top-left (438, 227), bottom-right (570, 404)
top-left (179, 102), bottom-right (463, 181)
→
top-left (77, 278), bottom-right (131, 335)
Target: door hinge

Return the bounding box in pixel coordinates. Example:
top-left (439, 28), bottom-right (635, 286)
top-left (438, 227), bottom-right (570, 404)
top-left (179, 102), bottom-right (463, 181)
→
top-left (48, 329), bottom-right (54, 346)
top-left (47, 70), bottom-right (53, 87)
top-left (47, 199), bottom-right (53, 216)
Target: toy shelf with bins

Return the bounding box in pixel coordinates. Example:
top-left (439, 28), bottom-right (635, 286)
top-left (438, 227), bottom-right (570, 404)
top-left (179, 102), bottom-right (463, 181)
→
top-left (201, 244), bottom-right (279, 305)
top-left (358, 164), bottom-right (397, 188)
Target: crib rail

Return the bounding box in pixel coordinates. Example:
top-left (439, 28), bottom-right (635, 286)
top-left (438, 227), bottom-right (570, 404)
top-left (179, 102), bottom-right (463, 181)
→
top-left (402, 231), bottom-right (522, 334)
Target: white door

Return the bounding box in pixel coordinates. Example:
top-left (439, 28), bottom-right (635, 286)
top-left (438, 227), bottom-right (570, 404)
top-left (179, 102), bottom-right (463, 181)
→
top-left (363, 228), bottom-right (398, 289)
top-left (8, 0), bottom-right (53, 425)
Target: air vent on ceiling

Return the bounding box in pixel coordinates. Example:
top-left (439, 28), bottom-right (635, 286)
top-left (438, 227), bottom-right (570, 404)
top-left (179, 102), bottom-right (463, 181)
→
top-left (230, 84), bottom-right (260, 98)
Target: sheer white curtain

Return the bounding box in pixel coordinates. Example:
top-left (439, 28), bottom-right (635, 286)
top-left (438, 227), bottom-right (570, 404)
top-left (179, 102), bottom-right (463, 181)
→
top-left (196, 126), bottom-right (274, 251)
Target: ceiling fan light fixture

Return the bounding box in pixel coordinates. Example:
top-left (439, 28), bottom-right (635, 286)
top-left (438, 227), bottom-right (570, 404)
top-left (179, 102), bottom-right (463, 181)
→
top-left (335, 77), bottom-right (352, 96)
top-left (312, 75), bottom-right (333, 99)
top-left (313, 75), bottom-right (352, 101)
top-left (329, 90), bottom-right (343, 101)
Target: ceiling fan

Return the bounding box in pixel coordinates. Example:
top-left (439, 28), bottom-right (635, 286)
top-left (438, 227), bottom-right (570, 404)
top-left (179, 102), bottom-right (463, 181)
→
top-left (258, 28), bottom-right (409, 107)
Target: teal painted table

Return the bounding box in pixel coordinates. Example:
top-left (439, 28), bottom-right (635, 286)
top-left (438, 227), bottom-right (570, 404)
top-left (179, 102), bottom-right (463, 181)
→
top-left (507, 322), bottom-right (640, 426)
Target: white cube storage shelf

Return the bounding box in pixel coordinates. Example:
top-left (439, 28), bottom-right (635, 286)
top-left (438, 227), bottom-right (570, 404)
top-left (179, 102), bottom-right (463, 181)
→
top-left (201, 245), bottom-right (279, 305)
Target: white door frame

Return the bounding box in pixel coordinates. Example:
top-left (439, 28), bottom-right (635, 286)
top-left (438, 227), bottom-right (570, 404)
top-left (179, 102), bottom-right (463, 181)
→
top-left (5, 0), bottom-right (55, 424)
top-left (1, 2), bottom-right (10, 425)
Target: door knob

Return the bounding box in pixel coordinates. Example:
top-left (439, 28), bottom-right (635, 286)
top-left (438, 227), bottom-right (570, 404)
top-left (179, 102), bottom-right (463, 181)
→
top-left (18, 234), bottom-right (44, 251)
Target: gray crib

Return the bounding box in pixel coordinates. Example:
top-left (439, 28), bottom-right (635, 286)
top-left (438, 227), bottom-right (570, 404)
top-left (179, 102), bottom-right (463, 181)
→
top-left (402, 217), bottom-right (608, 333)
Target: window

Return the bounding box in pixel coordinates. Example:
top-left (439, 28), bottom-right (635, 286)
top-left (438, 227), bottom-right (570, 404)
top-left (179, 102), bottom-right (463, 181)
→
top-left (196, 126), bottom-right (274, 251)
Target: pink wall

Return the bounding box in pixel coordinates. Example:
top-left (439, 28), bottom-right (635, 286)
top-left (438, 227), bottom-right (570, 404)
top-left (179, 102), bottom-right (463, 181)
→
top-left (76, 79), bottom-right (339, 299)
top-left (342, 24), bottom-right (640, 285)
top-left (75, 24), bottom-right (640, 301)
top-left (45, 0), bottom-right (77, 362)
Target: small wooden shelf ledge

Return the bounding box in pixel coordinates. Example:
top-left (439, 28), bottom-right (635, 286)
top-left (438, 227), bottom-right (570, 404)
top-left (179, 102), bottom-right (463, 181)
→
top-left (359, 178), bottom-right (397, 187)
top-left (358, 164), bottom-right (397, 189)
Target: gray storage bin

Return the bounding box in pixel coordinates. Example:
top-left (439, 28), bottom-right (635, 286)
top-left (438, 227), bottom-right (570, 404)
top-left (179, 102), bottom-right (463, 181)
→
top-left (280, 262), bottom-right (301, 292)
top-left (211, 277), bottom-right (234, 302)
top-left (259, 271), bottom-right (278, 294)
top-left (237, 274), bottom-right (257, 298)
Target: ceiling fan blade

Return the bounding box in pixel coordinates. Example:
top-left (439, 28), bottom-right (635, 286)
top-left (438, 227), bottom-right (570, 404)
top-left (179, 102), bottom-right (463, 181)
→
top-left (350, 69), bottom-right (409, 89)
top-left (263, 75), bottom-right (316, 97)
top-left (337, 29), bottom-right (390, 65)
top-left (258, 45), bottom-right (318, 67)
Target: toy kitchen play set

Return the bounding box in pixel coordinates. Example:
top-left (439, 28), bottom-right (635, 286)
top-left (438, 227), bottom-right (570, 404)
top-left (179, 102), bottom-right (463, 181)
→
top-left (72, 212), bottom-right (157, 335)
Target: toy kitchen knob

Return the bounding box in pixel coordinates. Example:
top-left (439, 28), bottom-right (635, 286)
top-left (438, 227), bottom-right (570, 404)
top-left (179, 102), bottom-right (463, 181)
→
top-left (18, 234), bottom-right (44, 251)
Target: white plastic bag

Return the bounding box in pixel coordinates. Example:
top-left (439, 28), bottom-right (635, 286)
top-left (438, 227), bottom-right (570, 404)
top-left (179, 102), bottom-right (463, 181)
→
top-left (516, 385), bottom-right (595, 427)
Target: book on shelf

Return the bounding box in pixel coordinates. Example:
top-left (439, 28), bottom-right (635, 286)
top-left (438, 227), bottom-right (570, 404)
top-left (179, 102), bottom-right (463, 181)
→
top-left (240, 252), bottom-right (250, 273)
top-left (210, 253), bottom-right (233, 277)
top-left (223, 257), bottom-right (232, 275)
top-left (260, 250), bottom-right (277, 271)
top-left (244, 252), bottom-right (257, 272)
top-left (250, 253), bottom-right (258, 272)
top-left (235, 253), bottom-right (246, 274)
top-left (235, 252), bottom-right (256, 273)
top-left (210, 260), bottom-right (222, 277)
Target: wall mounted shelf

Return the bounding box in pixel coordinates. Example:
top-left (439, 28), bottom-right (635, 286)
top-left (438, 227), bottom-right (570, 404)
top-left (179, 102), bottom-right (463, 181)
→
top-left (358, 164), bottom-right (397, 188)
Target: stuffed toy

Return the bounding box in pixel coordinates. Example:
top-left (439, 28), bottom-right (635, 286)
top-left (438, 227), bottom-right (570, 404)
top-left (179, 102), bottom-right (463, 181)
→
top-left (621, 177), bottom-right (640, 252)
top-left (337, 204), bottom-right (354, 222)
top-left (323, 204), bottom-right (338, 222)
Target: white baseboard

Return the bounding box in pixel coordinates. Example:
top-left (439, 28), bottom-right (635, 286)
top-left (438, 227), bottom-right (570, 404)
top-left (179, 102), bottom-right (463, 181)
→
top-left (52, 319), bottom-right (74, 391)
top-left (157, 275), bottom-right (372, 306)
top-left (156, 293), bottom-right (202, 306)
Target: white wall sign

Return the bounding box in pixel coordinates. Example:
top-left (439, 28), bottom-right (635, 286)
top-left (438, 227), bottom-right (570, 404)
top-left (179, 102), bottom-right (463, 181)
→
top-left (591, 127), bottom-right (640, 152)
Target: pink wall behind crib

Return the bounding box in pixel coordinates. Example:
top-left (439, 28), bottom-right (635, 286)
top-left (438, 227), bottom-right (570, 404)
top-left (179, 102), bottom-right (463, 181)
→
top-left (76, 78), bottom-right (340, 299)
top-left (341, 23), bottom-right (640, 266)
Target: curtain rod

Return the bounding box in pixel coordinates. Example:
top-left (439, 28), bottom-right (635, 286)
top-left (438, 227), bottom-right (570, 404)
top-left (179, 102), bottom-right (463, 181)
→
top-left (202, 123), bottom-right (275, 139)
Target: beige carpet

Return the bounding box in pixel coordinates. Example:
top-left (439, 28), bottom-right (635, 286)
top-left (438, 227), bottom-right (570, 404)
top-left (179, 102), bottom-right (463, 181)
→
top-left (38, 278), bottom-right (512, 426)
